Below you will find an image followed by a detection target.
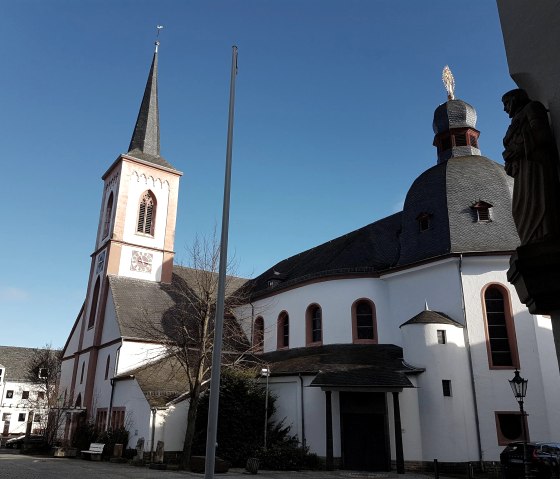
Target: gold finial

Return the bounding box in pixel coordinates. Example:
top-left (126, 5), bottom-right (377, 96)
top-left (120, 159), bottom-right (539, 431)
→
top-left (442, 65), bottom-right (455, 100)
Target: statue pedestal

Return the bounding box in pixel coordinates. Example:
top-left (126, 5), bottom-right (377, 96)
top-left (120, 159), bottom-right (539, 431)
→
top-left (508, 238), bottom-right (560, 314)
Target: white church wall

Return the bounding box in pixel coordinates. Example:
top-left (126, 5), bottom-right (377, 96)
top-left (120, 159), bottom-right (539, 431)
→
top-left (100, 291), bottom-right (123, 344)
top-left (534, 314), bottom-right (560, 438)
top-left (64, 311), bottom-right (84, 357)
top-left (401, 322), bottom-right (478, 462)
top-left (461, 256), bottom-right (560, 461)
top-left (398, 380), bottom-right (423, 461)
top-left (92, 343), bottom-right (121, 410)
top-left (113, 379), bottom-right (152, 449)
top-left (71, 351), bottom-right (91, 408)
top-left (269, 378), bottom-right (301, 441)
top-left (157, 400), bottom-right (188, 452)
top-left (384, 258), bottom-right (464, 335)
top-left (116, 341), bottom-right (167, 375)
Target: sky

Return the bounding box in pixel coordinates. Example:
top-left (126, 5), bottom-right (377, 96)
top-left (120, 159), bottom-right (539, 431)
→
top-left (1, 1), bottom-right (517, 348)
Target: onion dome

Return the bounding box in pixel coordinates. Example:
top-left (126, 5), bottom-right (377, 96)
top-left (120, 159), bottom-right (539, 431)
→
top-left (432, 67), bottom-right (481, 164)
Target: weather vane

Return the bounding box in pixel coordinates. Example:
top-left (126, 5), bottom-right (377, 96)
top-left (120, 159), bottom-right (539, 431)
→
top-left (155, 25), bottom-right (164, 51)
top-left (442, 65), bottom-right (455, 100)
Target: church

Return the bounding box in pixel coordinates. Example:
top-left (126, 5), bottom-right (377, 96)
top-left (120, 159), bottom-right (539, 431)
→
top-left (59, 42), bottom-right (560, 471)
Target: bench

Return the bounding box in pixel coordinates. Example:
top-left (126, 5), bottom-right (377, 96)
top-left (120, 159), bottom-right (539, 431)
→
top-left (81, 443), bottom-right (105, 460)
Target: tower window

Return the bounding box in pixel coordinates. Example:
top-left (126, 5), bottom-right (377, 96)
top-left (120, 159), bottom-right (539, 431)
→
top-left (306, 304), bottom-right (323, 346)
top-left (442, 380), bottom-right (452, 397)
top-left (277, 312), bottom-right (289, 349)
top-left (483, 285), bottom-right (519, 368)
top-left (351, 299), bottom-right (378, 344)
top-left (437, 330), bottom-right (446, 344)
top-left (88, 278), bottom-right (101, 329)
top-left (469, 134), bottom-right (479, 148)
top-left (253, 316), bottom-right (264, 353)
top-left (137, 191), bottom-right (156, 235)
top-left (103, 192), bottom-right (113, 238)
top-left (454, 133), bottom-right (467, 147)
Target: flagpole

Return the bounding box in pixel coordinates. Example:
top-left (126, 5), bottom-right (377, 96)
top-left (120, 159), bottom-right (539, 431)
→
top-left (204, 45), bottom-right (238, 479)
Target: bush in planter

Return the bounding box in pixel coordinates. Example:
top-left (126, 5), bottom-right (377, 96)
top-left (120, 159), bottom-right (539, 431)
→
top-left (96, 427), bottom-right (129, 459)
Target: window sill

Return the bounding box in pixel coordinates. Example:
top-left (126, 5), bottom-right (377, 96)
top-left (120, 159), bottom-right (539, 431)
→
top-left (306, 341), bottom-right (323, 347)
top-left (352, 339), bottom-right (378, 345)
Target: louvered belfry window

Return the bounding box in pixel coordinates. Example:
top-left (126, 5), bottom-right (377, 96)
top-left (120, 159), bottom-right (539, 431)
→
top-left (137, 191), bottom-right (156, 235)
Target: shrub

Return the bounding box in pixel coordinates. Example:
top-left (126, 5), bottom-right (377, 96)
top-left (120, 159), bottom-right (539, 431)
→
top-left (96, 427), bottom-right (129, 459)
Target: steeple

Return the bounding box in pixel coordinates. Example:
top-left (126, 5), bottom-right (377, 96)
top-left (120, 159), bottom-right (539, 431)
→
top-left (127, 41), bottom-right (174, 169)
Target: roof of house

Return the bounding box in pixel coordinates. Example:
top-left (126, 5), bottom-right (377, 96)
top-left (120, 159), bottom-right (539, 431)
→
top-left (400, 309), bottom-right (464, 328)
top-left (0, 346), bottom-right (45, 381)
top-left (259, 344), bottom-right (422, 389)
top-left (108, 265), bottom-right (249, 346)
top-left (117, 355), bottom-right (189, 407)
top-left (249, 155), bottom-right (518, 298)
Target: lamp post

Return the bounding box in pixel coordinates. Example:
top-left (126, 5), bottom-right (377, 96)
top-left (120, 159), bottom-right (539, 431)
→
top-left (261, 367), bottom-right (271, 449)
top-left (509, 369), bottom-right (529, 479)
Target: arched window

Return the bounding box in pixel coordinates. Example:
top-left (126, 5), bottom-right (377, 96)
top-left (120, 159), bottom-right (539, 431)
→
top-left (253, 317), bottom-right (264, 353)
top-left (306, 304), bottom-right (322, 346)
top-left (351, 299), bottom-right (378, 344)
top-left (104, 355), bottom-right (111, 381)
top-left (483, 285), bottom-right (519, 368)
top-left (137, 191), bottom-right (156, 235)
top-left (277, 312), bottom-right (289, 350)
top-left (103, 192), bottom-right (113, 238)
top-left (88, 278), bottom-right (101, 329)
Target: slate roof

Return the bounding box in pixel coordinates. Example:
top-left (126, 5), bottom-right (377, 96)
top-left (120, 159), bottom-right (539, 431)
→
top-left (117, 355), bottom-right (188, 407)
top-left (250, 213), bottom-right (402, 297)
top-left (249, 154), bottom-right (518, 297)
top-left (126, 45), bottom-right (177, 171)
top-left (259, 344), bottom-right (422, 389)
top-left (108, 265), bottom-right (248, 345)
top-left (399, 310), bottom-right (464, 328)
top-left (0, 346), bottom-right (46, 381)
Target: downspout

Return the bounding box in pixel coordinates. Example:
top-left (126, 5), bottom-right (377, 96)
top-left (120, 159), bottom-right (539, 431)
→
top-left (250, 302), bottom-right (255, 347)
top-left (150, 407), bottom-right (157, 463)
top-left (298, 374), bottom-right (306, 448)
top-left (458, 254), bottom-right (484, 468)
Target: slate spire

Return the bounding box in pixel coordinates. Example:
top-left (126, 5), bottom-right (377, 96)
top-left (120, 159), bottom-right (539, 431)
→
top-left (128, 41), bottom-right (161, 158)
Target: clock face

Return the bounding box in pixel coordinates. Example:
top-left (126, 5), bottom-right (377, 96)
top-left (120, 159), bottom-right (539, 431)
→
top-left (130, 250), bottom-right (153, 273)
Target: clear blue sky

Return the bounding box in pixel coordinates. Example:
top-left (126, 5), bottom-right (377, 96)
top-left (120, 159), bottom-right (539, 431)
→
top-left (1, 1), bottom-right (516, 348)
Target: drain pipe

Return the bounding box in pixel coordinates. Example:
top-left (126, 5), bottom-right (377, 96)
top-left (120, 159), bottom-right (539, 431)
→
top-left (298, 374), bottom-right (306, 448)
top-left (458, 254), bottom-right (484, 469)
top-left (150, 408), bottom-right (157, 463)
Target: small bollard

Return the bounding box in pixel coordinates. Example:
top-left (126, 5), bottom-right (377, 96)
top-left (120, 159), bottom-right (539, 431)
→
top-left (434, 459), bottom-right (439, 479)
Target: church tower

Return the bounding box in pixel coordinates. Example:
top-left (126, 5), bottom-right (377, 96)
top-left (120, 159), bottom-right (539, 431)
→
top-left (91, 40), bottom-right (181, 296)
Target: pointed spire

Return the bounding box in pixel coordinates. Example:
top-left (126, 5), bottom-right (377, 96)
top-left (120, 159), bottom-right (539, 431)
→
top-left (128, 41), bottom-right (161, 158)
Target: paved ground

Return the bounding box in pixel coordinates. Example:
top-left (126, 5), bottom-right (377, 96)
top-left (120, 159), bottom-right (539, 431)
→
top-left (0, 450), bottom-right (443, 479)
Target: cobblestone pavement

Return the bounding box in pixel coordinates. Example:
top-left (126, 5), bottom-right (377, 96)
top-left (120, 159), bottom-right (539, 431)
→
top-left (0, 450), bottom-right (441, 479)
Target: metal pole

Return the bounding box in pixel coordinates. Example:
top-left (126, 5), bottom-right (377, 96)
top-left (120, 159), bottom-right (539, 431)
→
top-left (264, 370), bottom-right (269, 449)
top-left (204, 45), bottom-right (238, 479)
top-left (520, 399), bottom-right (530, 479)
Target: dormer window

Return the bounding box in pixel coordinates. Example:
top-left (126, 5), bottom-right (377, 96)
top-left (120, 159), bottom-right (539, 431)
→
top-left (416, 212), bottom-right (432, 232)
top-left (268, 279), bottom-right (280, 288)
top-left (471, 201), bottom-right (493, 222)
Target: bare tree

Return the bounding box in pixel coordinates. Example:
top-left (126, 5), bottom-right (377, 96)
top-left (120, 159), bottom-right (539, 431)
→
top-left (134, 233), bottom-right (255, 469)
top-left (25, 345), bottom-right (64, 445)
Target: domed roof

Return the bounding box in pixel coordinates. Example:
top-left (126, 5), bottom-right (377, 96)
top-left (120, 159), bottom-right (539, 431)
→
top-left (398, 155), bottom-right (519, 266)
top-left (433, 99), bottom-right (477, 135)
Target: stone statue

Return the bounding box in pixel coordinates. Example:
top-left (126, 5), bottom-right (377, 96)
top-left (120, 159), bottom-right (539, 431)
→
top-left (502, 88), bottom-right (560, 245)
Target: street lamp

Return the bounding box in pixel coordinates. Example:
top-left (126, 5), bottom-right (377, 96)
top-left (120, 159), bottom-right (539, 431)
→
top-left (261, 367), bottom-right (271, 449)
top-left (509, 370), bottom-right (529, 479)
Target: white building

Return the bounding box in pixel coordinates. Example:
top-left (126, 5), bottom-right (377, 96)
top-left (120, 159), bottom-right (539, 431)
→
top-left (0, 346), bottom-right (50, 442)
top-left (58, 39), bottom-right (560, 471)
top-left (234, 88), bottom-right (560, 471)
